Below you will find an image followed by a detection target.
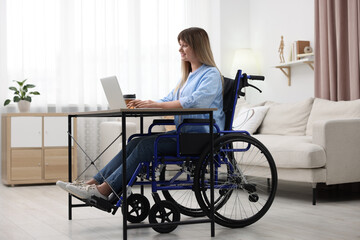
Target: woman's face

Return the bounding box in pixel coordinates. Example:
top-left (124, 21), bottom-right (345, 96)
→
top-left (179, 39), bottom-right (197, 63)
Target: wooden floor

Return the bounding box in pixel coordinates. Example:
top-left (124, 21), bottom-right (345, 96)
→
top-left (0, 181), bottom-right (359, 240)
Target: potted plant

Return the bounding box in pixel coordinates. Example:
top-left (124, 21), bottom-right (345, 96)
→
top-left (3, 79), bottom-right (40, 112)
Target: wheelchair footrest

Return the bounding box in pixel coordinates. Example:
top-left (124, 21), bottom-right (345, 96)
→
top-left (86, 196), bottom-right (119, 215)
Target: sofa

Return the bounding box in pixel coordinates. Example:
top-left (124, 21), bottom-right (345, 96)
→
top-left (233, 97), bottom-right (360, 204)
top-left (99, 98), bottom-right (360, 204)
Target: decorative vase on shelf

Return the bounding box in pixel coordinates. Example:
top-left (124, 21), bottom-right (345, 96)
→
top-left (18, 100), bottom-right (31, 113)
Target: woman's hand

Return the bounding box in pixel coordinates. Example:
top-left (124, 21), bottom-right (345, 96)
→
top-left (127, 99), bottom-right (182, 109)
top-left (127, 99), bottom-right (160, 109)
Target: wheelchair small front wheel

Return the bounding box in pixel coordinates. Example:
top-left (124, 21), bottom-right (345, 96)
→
top-left (148, 200), bottom-right (181, 233)
top-left (123, 193), bottom-right (150, 223)
top-left (194, 133), bottom-right (277, 228)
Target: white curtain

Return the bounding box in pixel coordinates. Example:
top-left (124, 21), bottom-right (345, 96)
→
top-left (2, 0), bottom-right (177, 112)
top-left (1, 0), bottom-right (221, 112)
top-left (0, 0), bottom-right (220, 177)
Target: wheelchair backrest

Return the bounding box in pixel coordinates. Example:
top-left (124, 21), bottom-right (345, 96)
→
top-left (223, 70), bottom-right (242, 131)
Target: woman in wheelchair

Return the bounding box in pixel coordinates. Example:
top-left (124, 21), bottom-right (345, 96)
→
top-left (57, 27), bottom-right (225, 201)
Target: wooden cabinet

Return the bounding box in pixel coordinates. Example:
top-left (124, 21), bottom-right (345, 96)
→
top-left (1, 113), bottom-right (77, 186)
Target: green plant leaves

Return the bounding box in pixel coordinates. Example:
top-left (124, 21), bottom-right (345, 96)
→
top-left (4, 99), bottom-right (11, 106)
top-left (25, 84), bottom-right (35, 88)
top-left (16, 79), bottom-right (27, 86)
top-left (13, 96), bottom-right (20, 102)
top-left (4, 79), bottom-right (40, 106)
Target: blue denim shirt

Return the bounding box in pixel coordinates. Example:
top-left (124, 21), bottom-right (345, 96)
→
top-left (158, 64), bottom-right (225, 133)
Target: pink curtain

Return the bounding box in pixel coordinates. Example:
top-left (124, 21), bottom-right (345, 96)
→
top-left (314, 0), bottom-right (360, 100)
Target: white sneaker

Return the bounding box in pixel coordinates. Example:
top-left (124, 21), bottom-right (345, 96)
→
top-left (56, 181), bottom-right (70, 191)
top-left (56, 180), bottom-right (87, 192)
top-left (66, 184), bottom-right (108, 200)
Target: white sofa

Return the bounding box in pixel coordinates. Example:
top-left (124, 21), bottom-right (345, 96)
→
top-left (234, 97), bottom-right (360, 204)
top-left (99, 117), bottom-right (166, 169)
top-left (99, 98), bottom-right (360, 204)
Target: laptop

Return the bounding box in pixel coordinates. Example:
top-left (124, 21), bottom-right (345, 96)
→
top-left (100, 76), bottom-right (127, 109)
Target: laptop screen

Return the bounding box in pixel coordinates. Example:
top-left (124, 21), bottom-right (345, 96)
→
top-left (100, 76), bottom-right (127, 109)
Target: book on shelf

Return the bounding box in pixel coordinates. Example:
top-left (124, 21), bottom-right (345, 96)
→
top-left (291, 40), bottom-right (310, 61)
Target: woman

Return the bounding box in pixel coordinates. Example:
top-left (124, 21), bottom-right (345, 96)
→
top-left (57, 27), bottom-right (225, 200)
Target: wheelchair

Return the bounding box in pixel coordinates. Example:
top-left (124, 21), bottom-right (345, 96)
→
top-left (73, 69), bottom-right (278, 234)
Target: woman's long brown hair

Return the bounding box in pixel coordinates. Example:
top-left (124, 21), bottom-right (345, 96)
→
top-left (175, 27), bottom-right (223, 92)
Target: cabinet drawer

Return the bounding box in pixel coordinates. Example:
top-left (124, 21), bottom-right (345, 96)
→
top-left (44, 148), bottom-right (75, 180)
top-left (11, 149), bottom-right (42, 181)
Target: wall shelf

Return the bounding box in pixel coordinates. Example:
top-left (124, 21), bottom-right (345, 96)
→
top-left (275, 58), bottom-right (314, 86)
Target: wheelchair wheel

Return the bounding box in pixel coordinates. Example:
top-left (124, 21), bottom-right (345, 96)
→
top-left (194, 133), bottom-right (277, 228)
top-left (148, 200), bottom-right (181, 234)
top-left (160, 166), bottom-right (205, 217)
top-left (123, 193), bottom-right (150, 223)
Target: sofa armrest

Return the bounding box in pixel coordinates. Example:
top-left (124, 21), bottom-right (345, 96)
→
top-left (312, 119), bottom-right (360, 185)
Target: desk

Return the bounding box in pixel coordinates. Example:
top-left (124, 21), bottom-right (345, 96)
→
top-left (67, 108), bottom-right (216, 239)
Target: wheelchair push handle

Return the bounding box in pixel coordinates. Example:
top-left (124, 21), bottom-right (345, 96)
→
top-left (247, 75), bottom-right (265, 81)
top-left (239, 72), bottom-right (265, 94)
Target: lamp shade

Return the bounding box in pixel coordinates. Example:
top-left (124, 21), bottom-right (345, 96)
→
top-left (230, 48), bottom-right (260, 77)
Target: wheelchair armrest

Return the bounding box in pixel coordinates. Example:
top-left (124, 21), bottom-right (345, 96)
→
top-left (182, 119), bottom-right (216, 124)
top-left (148, 119), bottom-right (175, 134)
top-left (152, 119), bottom-right (175, 125)
top-left (178, 118), bottom-right (220, 133)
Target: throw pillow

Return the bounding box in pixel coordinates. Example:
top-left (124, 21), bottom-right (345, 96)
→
top-left (232, 106), bottom-right (270, 134)
top-left (233, 99), bottom-right (266, 117)
top-left (258, 98), bottom-right (314, 136)
top-left (306, 98), bottom-right (360, 135)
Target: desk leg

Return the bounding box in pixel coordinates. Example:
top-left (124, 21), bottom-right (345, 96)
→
top-left (140, 117), bottom-right (144, 195)
top-left (122, 115), bottom-right (127, 240)
top-left (68, 115), bottom-right (73, 220)
top-left (210, 111), bottom-right (215, 237)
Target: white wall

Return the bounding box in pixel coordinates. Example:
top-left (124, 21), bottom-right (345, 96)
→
top-left (220, 0), bottom-right (315, 104)
top-left (220, 0), bottom-right (250, 78)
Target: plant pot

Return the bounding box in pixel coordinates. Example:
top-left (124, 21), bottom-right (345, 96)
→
top-left (18, 100), bottom-right (31, 112)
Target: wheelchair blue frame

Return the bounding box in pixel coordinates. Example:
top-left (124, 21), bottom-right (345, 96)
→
top-left (119, 69), bottom-right (249, 200)
top-left (67, 69), bottom-right (277, 237)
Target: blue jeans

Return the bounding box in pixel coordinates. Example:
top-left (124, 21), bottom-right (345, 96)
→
top-left (93, 131), bottom-right (177, 193)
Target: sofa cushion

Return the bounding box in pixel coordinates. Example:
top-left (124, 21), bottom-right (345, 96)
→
top-left (250, 134), bottom-right (326, 169)
top-left (306, 98), bottom-right (360, 136)
top-left (232, 106), bottom-right (269, 134)
top-left (258, 98), bottom-right (314, 136)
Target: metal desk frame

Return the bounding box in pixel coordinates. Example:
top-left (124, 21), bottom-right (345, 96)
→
top-left (67, 108), bottom-right (216, 239)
